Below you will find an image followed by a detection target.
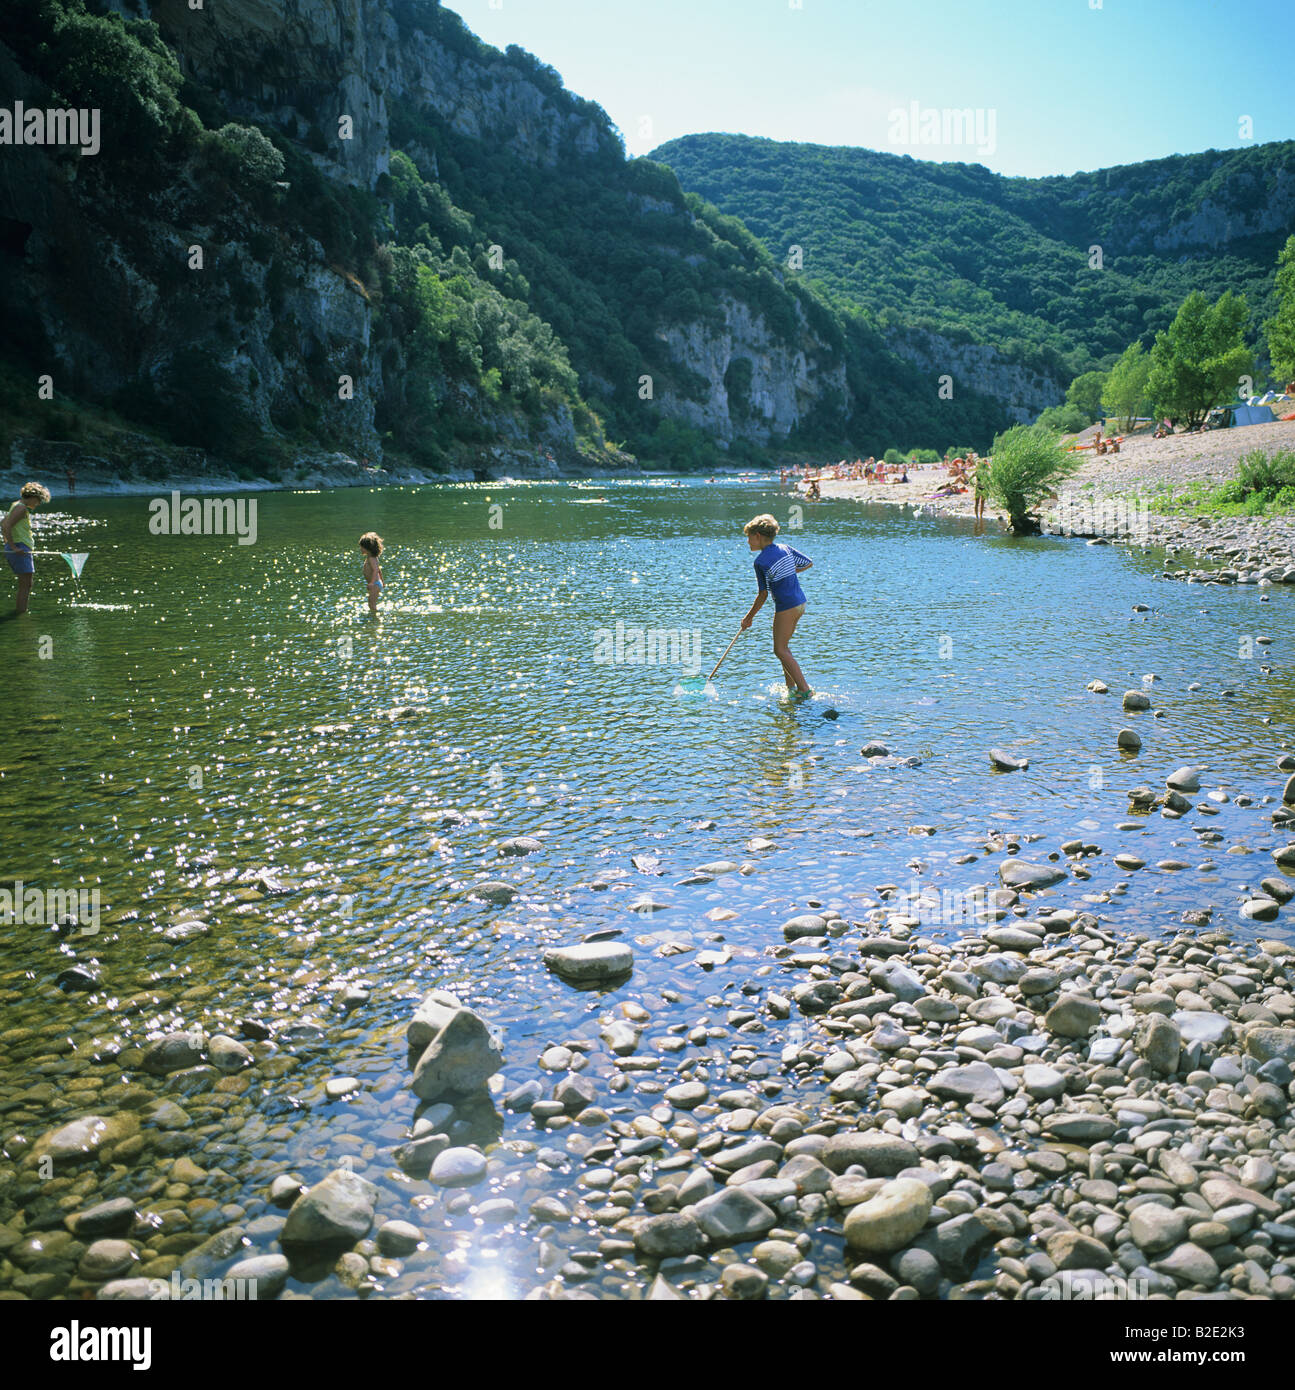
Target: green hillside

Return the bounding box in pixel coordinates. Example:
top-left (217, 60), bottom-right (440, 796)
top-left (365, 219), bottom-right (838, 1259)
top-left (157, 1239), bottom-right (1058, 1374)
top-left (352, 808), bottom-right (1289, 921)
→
top-left (652, 133), bottom-right (1295, 379)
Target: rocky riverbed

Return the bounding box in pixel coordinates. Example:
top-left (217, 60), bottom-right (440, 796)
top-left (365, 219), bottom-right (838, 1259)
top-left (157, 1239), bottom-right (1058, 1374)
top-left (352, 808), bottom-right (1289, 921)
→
top-left (4, 757), bottom-right (1295, 1303)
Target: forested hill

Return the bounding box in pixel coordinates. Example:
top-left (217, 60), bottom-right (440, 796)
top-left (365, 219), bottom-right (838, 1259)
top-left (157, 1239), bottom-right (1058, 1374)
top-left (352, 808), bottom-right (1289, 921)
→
top-left (653, 132), bottom-right (1295, 384)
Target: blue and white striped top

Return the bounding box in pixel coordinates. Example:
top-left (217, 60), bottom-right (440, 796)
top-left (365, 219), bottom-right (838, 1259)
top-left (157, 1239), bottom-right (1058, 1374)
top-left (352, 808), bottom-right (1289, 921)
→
top-left (754, 542), bottom-right (811, 611)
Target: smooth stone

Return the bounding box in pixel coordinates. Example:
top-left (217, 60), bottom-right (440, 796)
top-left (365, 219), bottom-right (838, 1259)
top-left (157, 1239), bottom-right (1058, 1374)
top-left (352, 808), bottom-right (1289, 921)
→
top-left (720, 1262), bottom-right (769, 1299)
top-left (1152, 1242), bottom-right (1219, 1286)
top-left (543, 942), bottom-right (634, 983)
top-left (407, 989), bottom-right (464, 1051)
top-left (1045, 1230), bottom-right (1112, 1271)
top-left (225, 1254), bottom-right (290, 1299)
top-left (1044, 1113), bottom-right (1117, 1143)
top-left (665, 1082), bottom-right (709, 1110)
top-left (1173, 1012), bottom-right (1232, 1046)
top-left (71, 1198), bottom-right (137, 1239)
top-left (429, 1148), bottom-right (488, 1188)
top-left (376, 1220), bottom-right (422, 1256)
top-left (1022, 1064), bottom-right (1066, 1100)
top-left (1243, 1025), bottom-right (1295, 1064)
top-left (868, 961), bottom-right (927, 1002)
top-left (78, 1240), bottom-right (138, 1282)
top-left (927, 1062), bottom-right (1005, 1107)
top-left (409, 1007), bottom-right (504, 1102)
top-left (27, 1113), bottom-right (139, 1169)
top-left (207, 1034), bottom-right (253, 1073)
top-left (1136, 1015), bottom-right (1182, 1075)
top-left (821, 1132), bottom-right (919, 1176)
top-left (843, 1179), bottom-right (933, 1255)
top-left (281, 1169), bottom-right (378, 1246)
top-left (691, 1188), bottom-right (778, 1246)
top-left (635, 1211), bottom-right (704, 1258)
top-left (998, 859), bottom-right (1066, 891)
top-left (782, 914), bottom-right (829, 940)
top-left (1129, 1204), bottom-right (1188, 1253)
top-left (1166, 767), bottom-right (1201, 792)
top-left (139, 1032), bottom-right (206, 1076)
top-left (1044, 995), bottom-right (1102, 1037)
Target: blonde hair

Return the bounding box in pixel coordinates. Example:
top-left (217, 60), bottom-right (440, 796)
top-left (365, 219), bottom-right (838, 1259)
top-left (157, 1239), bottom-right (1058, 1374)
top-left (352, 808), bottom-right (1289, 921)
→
top-left (743, 514), bottom-right (780, 538)
top-left (359, 532), bottom-right (384, 556)
top-left (20, 482), bottom-right (51, 504)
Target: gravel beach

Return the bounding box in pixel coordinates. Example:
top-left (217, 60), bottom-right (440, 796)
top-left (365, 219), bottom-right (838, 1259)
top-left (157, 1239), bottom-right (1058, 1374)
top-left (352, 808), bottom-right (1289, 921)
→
top-left (5, 773), bottom-right (1295, 1303)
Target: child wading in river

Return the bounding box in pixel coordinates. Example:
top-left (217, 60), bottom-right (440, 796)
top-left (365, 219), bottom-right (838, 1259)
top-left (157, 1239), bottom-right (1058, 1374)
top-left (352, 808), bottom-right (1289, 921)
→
top-left (359, 532), bottom-right (384, 616)
top-left (2, 482), bottom-right (51, 614)
top-left (741, 513), bottom-right (813, 699)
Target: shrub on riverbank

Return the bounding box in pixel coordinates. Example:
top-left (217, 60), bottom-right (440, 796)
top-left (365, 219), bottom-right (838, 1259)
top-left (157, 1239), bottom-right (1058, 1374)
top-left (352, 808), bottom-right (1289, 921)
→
top-left (1157, 449), bottom-right (1295, 517)
top-left (985, 423), bottom-right (1083, 533)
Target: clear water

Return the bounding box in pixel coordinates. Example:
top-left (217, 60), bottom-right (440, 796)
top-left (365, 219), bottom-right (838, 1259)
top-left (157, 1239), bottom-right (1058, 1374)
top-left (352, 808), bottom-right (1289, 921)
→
top-left (1, 480), bottom-right (1292, 1298)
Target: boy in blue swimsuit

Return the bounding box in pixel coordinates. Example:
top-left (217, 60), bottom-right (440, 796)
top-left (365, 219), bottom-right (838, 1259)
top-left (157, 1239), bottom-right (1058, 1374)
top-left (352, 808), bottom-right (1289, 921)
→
top-left (741, 513), bottom-right (813, 699)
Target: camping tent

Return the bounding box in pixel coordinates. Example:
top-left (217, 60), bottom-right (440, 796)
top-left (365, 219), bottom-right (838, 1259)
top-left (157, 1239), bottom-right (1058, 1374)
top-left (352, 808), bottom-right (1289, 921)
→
top-left (1229, 404), bottom-right (1275, 427)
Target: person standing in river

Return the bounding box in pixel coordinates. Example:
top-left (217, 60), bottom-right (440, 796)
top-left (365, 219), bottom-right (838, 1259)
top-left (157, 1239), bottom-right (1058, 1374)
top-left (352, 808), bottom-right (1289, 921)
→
top-left (359, 531), bottom-right (385, 616)
top-left (973, 453), bottom-right (989, 521)
top-left (2, 482), bottom-right (51, 614)
top-left (741, 513), bottom-right (813, 700)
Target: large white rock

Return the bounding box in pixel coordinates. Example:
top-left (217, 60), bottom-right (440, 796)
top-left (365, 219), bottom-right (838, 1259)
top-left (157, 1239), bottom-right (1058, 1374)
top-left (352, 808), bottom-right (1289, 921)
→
top-left (543, 941), bottom-right (633, 983)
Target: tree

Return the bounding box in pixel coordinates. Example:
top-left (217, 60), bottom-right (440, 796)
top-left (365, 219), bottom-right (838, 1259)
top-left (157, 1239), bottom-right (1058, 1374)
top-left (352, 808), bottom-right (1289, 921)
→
top-left (1065, 370), bottom-right (1107, 423)
top-left (209, 124), bottom-right (285, 187)
top-left (1102, 341), bottom-right (1152, 430)
top-left (1266, 234), bottom-right (1295, 382)
top-left (48, 8), bottom-right (183, 157)
top-left (1147, 291), bottom-right (1253, 428)
top-left (984, 423), bottom-right (1082, 535)
top-left (1035, 403), bottom-right (1087, 434)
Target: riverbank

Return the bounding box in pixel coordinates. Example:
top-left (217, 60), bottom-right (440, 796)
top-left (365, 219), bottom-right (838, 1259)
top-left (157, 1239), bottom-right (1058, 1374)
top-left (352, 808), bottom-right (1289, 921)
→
top-left (809, 419), bottom-right (1295, 581)
top-left (1, 434), bottom-right (647, 500)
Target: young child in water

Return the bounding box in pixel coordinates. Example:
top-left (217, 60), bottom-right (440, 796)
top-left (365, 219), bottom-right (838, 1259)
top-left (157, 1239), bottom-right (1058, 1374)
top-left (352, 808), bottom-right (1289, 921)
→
top-left (741, 513), bottom-right (813, 699)
top-left (359, 532), bottom-right (384, 615)
top-left (2, 482), bottom-right (51, 614)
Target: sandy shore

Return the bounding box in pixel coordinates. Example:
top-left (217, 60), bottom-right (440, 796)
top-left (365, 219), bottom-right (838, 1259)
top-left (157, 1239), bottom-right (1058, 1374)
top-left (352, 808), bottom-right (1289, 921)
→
top-left (810, 419), bottom-right (1295, 529)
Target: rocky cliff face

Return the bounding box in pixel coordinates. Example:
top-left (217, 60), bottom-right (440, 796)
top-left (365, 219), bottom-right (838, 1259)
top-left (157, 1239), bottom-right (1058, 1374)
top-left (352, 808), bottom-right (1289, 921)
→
top-left (150, 0), bottom-right (851, 449)
top-left (888, 329), bottom-right (1063, 426)
top-left (656, 295), bottom-right (847, 443)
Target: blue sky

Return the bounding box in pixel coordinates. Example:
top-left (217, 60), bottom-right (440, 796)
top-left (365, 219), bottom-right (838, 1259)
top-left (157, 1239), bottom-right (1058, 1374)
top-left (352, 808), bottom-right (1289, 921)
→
top-left (440, 0), bottom-right (1295, 177)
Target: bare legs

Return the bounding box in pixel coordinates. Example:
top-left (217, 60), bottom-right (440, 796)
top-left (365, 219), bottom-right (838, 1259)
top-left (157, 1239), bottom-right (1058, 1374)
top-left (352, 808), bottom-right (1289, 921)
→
top-left (772, 604), bottom-right (810, 694)
top-left (15, 572), bottom-right (32, 613)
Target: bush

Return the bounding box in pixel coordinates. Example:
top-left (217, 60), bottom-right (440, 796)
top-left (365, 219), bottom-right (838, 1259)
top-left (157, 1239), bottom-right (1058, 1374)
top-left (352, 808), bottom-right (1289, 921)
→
top-left (985, 423), bottom-right (1083, 533)
top-left (883, 448), bottom-right (903, 465)
top-left (1035, 403), bottom-right (1088, 434)
top-left (208, 123), bottom-right (285, 187)
top-left (47, 8), bottom-right (184, 158)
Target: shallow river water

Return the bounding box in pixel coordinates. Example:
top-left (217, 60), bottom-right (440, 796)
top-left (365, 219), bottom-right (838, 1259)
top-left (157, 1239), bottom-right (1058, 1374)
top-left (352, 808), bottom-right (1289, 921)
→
top-left (1, 479), bottom-right (1292, 1298)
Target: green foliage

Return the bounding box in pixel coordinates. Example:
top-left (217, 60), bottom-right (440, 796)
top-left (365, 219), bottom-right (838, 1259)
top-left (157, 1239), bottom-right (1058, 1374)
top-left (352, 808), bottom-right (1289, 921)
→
top-left (207, 123), bottom-right (285, 187)
top-left (1065, 370), bottom-right (1108, 423)
top-left (1166, 451), bottom-right (1295, 517)
top-left (1147, 291), bottom-right (1253, 427)
top-left (41, 2), bottom-right (184, 158)
top-left (883, 448), bottom-right (903, 465)
top-left (1102, 341), bottom-right (1152, 430)
top-left (1035, 403), bottom-right (1088, 434)
top-left (724, 357), bottom-right (754, 420)
top-left (985, 423), bottom-right (1083, 533)
top-left (1267, 235), bottom-right (1295, 381)
top-left (653, 132), bottom-right (1292, 387)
